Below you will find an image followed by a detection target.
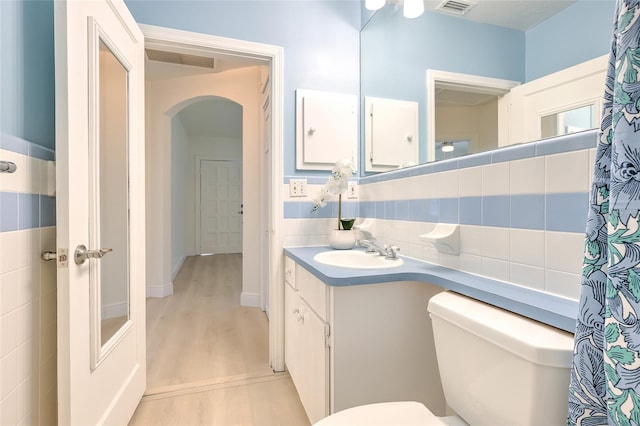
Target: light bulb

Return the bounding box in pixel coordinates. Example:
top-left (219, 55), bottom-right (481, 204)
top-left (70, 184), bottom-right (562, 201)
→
top-left (441, 142), bottom-right (454, 152)
top-left (403, 0), bottom-right (424, 18)
top-left (365, 0), bottom-right (385, 11)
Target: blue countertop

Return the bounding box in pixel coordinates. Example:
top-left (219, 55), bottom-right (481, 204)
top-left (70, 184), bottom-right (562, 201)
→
top-left (284, 246), bottom-right (578, 333)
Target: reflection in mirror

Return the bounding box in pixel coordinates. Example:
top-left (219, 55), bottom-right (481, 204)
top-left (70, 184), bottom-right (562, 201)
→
top-left (541, 104), bottom-right (595, 139)
top-left (96, 39), bottom-right (130, 347)
top-left (360, 0), bottom-right (613, 174)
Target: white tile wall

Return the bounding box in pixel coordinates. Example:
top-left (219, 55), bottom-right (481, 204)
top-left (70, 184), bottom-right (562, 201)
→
top-left (510, 157), bottom-right (545, 194)
top-left (1, 143), bottom-right (57, 425)
top-left (286, 146), bottom-right (592, 304)
top-left (482, 162), bottom-right (510, 196)
top-left (458, 167), bottom-right (482, 197)
top-left (546, 150), bottom-right (590, 193)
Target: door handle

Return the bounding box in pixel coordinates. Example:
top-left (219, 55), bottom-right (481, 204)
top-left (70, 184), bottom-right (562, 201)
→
top-left (74, 245), bottom-right (113, 265)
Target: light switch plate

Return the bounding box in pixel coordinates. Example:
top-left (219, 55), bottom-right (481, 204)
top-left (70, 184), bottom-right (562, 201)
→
top-left (289, 179), bottom-right (307, 197)
top-left (347, 181), bottom-right (358, 199)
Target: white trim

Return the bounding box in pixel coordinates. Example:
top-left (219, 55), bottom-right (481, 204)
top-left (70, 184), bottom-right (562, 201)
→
top-left (146, 282), bottom-right (174, 298)
top-left (241, 292), bottom-right (261, 308)
top-left (139, 24), bottom-right (285, 372)
top-left (426, 70), bottom-right (519, 161)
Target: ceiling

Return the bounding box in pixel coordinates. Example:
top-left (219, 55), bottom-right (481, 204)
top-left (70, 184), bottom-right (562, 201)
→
top-left (427, 0), bottom-right (576, 31)
top-left (176, 98), bottom-right (243, 139)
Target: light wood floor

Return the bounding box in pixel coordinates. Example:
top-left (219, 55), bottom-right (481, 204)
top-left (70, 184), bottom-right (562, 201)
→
top-left (129, 254), bottom-right (310, 426)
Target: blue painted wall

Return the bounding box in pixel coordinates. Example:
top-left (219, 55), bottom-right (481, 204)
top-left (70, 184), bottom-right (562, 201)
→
top-left (125, 0), bottom-right (362, 178)
top-left (0, 0), bottom-right (55, 151)
top-left (526, 0), bottom-right (614, 81)
top-left (360, 8), bottom-right (525, 167)
top-left (360, 1), bottom-right (613, 167)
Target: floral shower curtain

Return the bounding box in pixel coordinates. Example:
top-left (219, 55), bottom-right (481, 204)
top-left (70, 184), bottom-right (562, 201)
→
top-left (568, 1), bottom-right (640, 424)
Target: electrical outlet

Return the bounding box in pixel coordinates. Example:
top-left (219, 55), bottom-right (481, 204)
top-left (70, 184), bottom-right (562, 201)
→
top-left (289, 179), bottom-right (307, 197)
top-left (347, 181), bottom-right (358, 199)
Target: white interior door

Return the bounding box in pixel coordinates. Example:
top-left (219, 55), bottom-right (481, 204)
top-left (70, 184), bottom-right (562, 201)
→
top-left (55, 1), bottom-right (146, 424)
top-left (200, 160), bottom-right (243, 254)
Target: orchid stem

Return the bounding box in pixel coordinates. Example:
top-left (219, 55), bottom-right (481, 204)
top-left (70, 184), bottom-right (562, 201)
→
top-left (338, 194), bottom-right (342, 230)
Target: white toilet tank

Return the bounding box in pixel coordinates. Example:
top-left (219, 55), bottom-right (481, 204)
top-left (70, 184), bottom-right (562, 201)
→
top-left (427, 292), bottom-right (574, 426)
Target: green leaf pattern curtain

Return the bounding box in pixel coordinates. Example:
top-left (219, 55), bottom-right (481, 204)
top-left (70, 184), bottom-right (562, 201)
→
top-left (568, 1), bottom-right (640, 424)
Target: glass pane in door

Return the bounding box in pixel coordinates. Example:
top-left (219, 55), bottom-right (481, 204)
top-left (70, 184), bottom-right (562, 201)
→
top-left (95, 39), bottom-right (130, 348)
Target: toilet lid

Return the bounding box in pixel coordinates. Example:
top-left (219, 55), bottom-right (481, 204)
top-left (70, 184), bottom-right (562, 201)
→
top-left (313, 401), bottom-right (442, 426)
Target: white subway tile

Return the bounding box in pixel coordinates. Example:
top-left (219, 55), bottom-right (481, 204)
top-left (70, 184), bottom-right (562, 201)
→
top-left (405, 243), bottom-right (422, 259)
top-left (422, 245), bottom-right (439, 264)
top-left (482, 162), bottom-right (510, 196)
top-left (1, 268), bottom-right (23, 315)
top-left (458, 166), bottom-right (482, 197)
top-left (0, 230), bottom-right (33, 275)
top-left (392, 177), bottom-right (413, 200)
top-left (460, 225), bottom-right (482, 256)
top-left (1, 310), bottom-right (21, 358)
top-left (439, 253), bottom-right (459, 270)
top-left (438, 170), bottom-right (459, 198)
top-left (481, 258), bottom-right (510, 282)
top-left (546, 270), bottom-right (581, 301)
top-left (481, 226), bottom-right (509, 260)
top-left (1, 348), bottom-right (19, 400)
top-left (546, 231), bottom-right (585, 275)
top-left (509, 157), bottom-right (544, 195)
top-left (546, 150), bottom-right (590, 194)
top-left (1, 387), bottom-right (17, 425)
top-left (509, 263), bottom-right (545, 290)
top-left (0, 150), bottom-right (30, 194)
top-left (459, 254), bottom-right (482, 275)
top-left (510, 229), bottom-right (545, 267)
top-left (27, 156), bottom-right (42, 195)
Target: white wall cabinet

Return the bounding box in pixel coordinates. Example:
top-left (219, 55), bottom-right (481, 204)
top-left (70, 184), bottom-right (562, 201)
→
top-left (284, 256), bottom-right (447, 423)
top-left (295, 89), bottom-right (357, 171)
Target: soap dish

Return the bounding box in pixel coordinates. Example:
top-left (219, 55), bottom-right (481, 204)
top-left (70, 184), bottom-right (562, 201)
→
top-left (420, 223), bottom-right (459, 255)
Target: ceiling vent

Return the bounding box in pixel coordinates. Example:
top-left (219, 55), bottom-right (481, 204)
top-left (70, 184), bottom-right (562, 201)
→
top-left (145, 49), bottom-right (215, 70)
top-left (435, 0), bottom-right (478, 16)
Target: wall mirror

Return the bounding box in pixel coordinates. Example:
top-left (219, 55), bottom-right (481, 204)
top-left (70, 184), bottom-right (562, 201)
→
top-left (89, 22), bottom-right (132, 367)
top-left (360, 0), bottom-right (614, 175)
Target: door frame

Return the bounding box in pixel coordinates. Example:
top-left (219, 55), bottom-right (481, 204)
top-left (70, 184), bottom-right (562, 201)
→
top-left (195, 157), bottom-right (243, 255)
top-left (140, 25), bottom-right (285, 371)
top-left (426, 69), bottom-right (519, 161)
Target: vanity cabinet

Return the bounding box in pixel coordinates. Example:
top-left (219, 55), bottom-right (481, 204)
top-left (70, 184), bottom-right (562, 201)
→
top-left (284, 257), bottom-right (330, 424)
top-left (284, 256), bottom-right (447, 423)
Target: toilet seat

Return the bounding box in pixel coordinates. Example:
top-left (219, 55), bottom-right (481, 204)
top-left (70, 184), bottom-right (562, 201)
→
top-left (313, 402), bottom-right (446, 426)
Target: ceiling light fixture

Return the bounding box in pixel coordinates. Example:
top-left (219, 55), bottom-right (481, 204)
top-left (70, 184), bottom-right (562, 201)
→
top-left (441, 142), bottom-right (454, 152)
top-left (403, 0), bottom-right (425, 18)
top-left (364, 0), bottom-right (425, 18)
top-left (365, 0), bottom-right (385, 11)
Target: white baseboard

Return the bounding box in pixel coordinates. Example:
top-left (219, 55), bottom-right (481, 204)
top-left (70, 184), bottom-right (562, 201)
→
top-left (241, 292), bottom-right (261, 307)
top-left (102, 301), bottom-right (128, 320)
top-left (147, 282), bottom-right (174, 298)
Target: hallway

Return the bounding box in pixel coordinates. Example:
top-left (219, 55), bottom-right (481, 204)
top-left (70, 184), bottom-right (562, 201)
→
top-left (129, 255), bottom-right (309, 425)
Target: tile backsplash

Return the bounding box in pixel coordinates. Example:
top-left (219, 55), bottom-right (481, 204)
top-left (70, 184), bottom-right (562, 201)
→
top-left (0, 134), bottom-right (57, 425)
top-left (283, 130), bottom-right (597, 302)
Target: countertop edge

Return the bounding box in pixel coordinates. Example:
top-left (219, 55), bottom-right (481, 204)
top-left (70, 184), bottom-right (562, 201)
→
top-left (284, 246), bottom-right (578, 333)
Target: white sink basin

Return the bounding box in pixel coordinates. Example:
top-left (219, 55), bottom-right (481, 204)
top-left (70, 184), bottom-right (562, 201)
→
top-left (313, 250), bottom-right (404, 269)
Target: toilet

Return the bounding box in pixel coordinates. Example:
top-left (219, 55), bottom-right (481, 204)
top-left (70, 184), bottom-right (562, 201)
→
top-left (314, 291), bottom-right (574, 426)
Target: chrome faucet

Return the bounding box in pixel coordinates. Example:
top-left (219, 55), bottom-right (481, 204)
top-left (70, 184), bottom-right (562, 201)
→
top-left (359, 239), bottom-right (400, 260)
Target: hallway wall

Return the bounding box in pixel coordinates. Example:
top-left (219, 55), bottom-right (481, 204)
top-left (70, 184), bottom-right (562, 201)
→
top-left (146, 66), bottom-right (262, 304)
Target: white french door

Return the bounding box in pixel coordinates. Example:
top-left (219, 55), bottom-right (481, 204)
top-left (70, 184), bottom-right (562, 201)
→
top-left (54, 0), bottom-right (146, 424)
top-left (199, 160), bottom-right (243, 254)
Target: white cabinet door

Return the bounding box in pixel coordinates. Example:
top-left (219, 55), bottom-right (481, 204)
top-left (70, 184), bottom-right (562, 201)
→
top-left (54, 1), bottom-right (146, 424)
top-left (299, 300), bottom-right (330, 423)
top-left (284, 279), bottom-right (329, 424)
